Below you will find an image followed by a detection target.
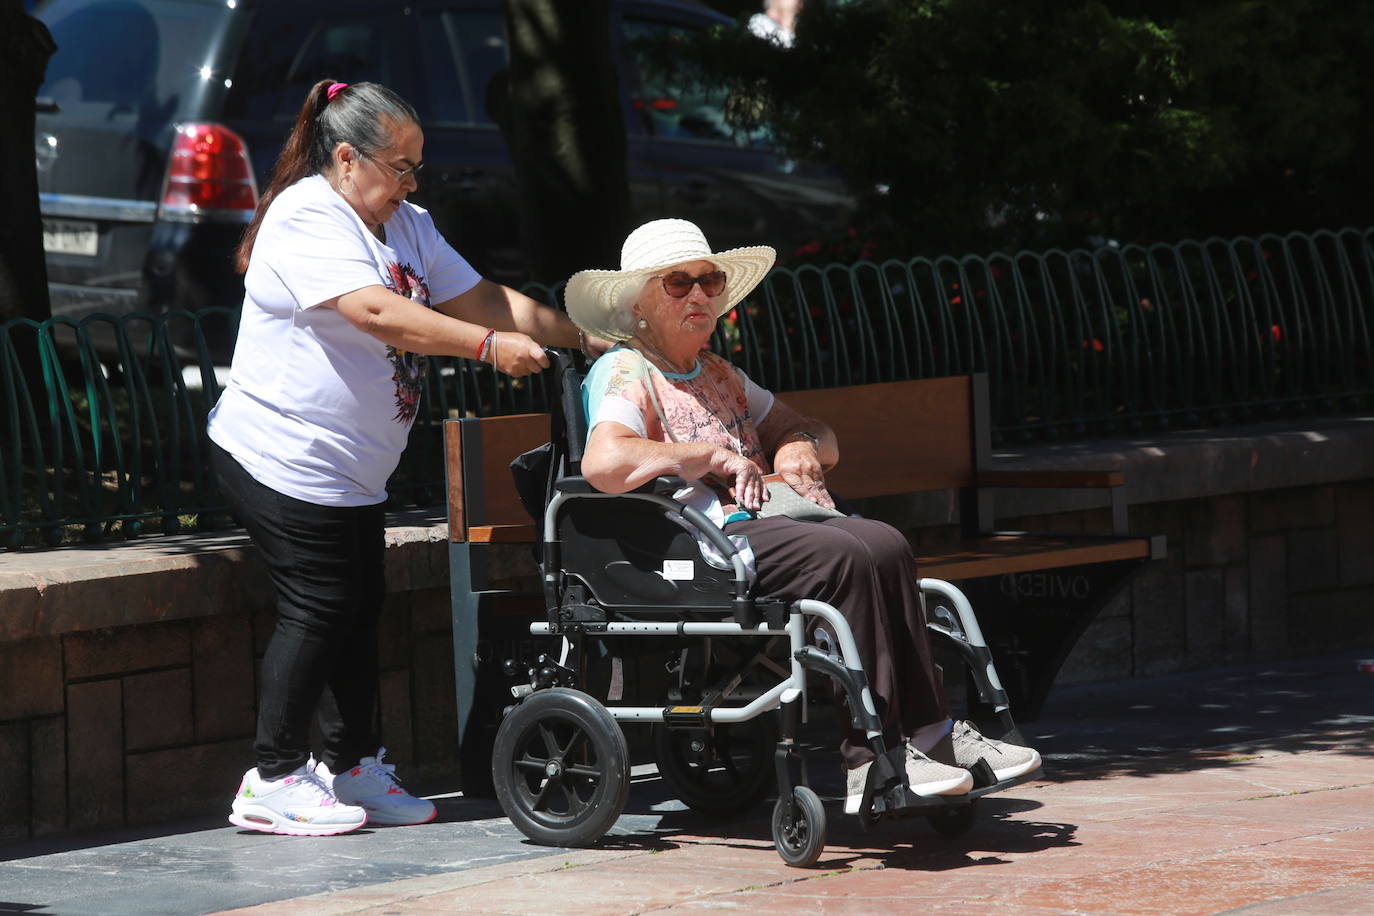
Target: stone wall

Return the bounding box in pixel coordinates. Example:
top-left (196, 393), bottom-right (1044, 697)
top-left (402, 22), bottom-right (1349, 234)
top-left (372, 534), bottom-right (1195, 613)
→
top-left (0, 515), bottom-right (459, 843)
top-left (3, 417), bottom-right (1373, 843)
top-left (1044, 481), bottom-right (1374, 685)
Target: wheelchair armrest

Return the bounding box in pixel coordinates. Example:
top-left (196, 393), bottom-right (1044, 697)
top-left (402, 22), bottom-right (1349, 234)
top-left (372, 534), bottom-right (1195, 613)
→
top-left (638, 475), bottom-right (689, 495)
top-left (554, 475), bottom-right (687, 496)
top-left (550, 475), bottom-right (745, 570)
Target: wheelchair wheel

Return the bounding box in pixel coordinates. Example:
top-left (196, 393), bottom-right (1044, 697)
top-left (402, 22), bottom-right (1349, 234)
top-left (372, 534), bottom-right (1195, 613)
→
top-left (652, 714), bottom-right (776, 816)
top-left (771, 785), bottom-right (826, 867)
top-left (926, 799), bottom-right (978, 837)
top-left (492, 688), bottom-right (629, 848)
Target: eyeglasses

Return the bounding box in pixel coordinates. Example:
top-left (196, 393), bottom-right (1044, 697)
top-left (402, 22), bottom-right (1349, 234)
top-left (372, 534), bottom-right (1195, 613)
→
top-left (354, 147), bottom-right (424, 183)
top-left (655, 270), bottom-right (727, 298)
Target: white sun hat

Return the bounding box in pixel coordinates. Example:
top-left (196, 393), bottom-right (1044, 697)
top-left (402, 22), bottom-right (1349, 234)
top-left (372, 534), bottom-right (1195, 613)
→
top-left (564, 218), bottom-right (776, 342)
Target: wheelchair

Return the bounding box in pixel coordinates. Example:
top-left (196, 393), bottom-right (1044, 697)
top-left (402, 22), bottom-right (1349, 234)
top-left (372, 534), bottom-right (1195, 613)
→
top-left (490, 351), bottom-right (1042, 867)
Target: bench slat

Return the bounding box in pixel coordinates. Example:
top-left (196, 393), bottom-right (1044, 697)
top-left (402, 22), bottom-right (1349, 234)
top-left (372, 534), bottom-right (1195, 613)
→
top-left (780, 377), bottom-right (976, 498)
top-left (916, 534), bottom-right (1151, 580)
top-left (465, 526), bottom-right (1150, 582)
top-left (977, 470), bottom-right (1125, 488)
top-left (469, 523), bottom-right (539, 543)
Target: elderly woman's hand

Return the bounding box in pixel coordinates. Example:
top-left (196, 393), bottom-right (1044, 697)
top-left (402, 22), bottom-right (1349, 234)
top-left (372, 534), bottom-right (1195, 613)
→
top-left (714, 448), bottom-right (766, 511)
top-left (773, 440), bottom-right (836, 509)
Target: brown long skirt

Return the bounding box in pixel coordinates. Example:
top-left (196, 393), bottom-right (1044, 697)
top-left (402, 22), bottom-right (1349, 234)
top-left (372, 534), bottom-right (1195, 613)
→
top-left (725, 515), bottom-right (949, 768)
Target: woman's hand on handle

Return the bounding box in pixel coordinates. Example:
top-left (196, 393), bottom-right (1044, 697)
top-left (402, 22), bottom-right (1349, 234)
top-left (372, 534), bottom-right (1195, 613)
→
top-left (487, 331), bottom-right (550, 377)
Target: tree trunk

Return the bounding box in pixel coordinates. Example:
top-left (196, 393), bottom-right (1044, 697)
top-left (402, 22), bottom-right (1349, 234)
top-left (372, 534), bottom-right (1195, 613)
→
top-left (0, 0), bottom-right (56, 324)
top-left (501, 0), bottom-right (630, 286)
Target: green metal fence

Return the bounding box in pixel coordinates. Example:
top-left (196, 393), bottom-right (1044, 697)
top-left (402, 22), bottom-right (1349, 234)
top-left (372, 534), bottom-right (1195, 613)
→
top-left (4, 227), bottom-right (1372, 548)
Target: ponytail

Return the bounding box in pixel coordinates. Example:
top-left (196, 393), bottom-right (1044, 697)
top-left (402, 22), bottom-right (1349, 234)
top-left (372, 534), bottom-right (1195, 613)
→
top-left (235, 79), bottom-right (419, 273)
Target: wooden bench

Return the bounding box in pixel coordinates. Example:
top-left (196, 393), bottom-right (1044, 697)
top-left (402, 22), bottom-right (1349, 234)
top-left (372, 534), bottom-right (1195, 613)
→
top-left (443, 372), bottom-right (1164, 786)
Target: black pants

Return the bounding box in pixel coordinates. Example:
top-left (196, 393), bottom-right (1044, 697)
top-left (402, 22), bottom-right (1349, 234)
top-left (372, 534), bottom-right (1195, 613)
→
top-left (727, 515), bottom-right (949, 769)
top-left (211, 442), bottom-right (384, 780)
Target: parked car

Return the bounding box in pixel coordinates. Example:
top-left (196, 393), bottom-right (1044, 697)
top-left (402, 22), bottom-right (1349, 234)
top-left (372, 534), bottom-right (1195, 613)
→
top-left (32, 0), bottom-right (851, 363)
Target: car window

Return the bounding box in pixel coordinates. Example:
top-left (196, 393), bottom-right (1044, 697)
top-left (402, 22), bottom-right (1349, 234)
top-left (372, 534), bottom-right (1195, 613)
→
top-left (419, 10), bottom-right (508, 126)
top-left (621, 17), bottom-right (771, 148)
top-left (452, 11), bottom-right (510, 126)
top-left (36, 0), bottom-right (231, 135)
top-left (419, 12), bottom-right (470, 124)
top-left (275, 17), bottom-right (412, 120)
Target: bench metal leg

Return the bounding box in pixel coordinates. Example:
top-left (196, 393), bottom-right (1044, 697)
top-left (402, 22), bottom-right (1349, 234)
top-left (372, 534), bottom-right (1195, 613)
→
top-left (954, 558), bottom-right (1146, 720)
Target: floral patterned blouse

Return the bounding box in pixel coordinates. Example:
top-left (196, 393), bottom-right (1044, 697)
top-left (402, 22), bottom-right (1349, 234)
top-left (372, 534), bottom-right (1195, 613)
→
top-left (582, 345), bottom-right (776, 515)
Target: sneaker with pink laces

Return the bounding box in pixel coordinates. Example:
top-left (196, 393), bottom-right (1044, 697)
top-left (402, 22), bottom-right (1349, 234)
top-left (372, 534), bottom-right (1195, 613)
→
top-left (317, 748), bottom-right (436, 826)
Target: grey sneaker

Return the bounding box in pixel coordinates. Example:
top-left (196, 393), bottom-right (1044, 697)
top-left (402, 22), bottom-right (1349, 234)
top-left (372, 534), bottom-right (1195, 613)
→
top-left (843, 761), bottom-right (872, 815)
top-left (951, 720), bottom-right (1042, 781)
top-left (900, 742), bottom-right (974, 797)
top-left (842, 759), bottom-right (907, 815)
top-left (320, 748), bottom-right (436, 827)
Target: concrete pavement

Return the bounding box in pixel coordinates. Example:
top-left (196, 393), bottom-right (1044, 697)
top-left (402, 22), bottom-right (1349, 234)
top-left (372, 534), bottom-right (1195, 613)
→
top-left (3, 649), bottom-right (1371, 916)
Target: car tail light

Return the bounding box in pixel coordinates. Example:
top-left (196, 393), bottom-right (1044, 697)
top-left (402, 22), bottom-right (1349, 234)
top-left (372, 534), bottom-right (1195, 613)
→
top-left (160, 123), bottom-right (258, 219)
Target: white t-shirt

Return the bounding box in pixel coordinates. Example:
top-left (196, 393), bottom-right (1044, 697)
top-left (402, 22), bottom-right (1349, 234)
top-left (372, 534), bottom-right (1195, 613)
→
top-left (207, 174), bottom-right (480, 506)
top-left (748, 13), bottom-right (795, 48)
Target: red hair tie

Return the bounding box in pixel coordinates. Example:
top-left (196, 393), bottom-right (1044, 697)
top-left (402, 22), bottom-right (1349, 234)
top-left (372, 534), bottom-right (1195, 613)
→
top-left (326, 82), bottom-right (349, 101)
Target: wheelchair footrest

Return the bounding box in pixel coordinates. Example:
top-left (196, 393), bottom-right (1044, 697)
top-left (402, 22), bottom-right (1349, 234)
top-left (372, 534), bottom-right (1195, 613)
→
top-left (861, 759), bottom-right (1046, 820)
top-left (965, 764), bottom-right (1045, 801)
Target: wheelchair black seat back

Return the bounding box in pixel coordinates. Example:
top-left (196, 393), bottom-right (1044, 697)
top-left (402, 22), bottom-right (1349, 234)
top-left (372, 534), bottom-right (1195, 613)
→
top-left (491, 349), bottom-right (1041, 867)
top-left (514, 350), bottom-right (749, 621)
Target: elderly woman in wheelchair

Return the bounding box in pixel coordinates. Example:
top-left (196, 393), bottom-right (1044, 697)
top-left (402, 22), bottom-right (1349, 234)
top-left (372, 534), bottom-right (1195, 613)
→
top-left (492, 219), bottom-right (1040, 866)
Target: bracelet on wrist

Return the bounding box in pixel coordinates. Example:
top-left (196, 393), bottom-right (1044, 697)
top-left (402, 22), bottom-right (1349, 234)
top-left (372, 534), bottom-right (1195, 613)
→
top-left (475, 328), bottom-right (495, 362)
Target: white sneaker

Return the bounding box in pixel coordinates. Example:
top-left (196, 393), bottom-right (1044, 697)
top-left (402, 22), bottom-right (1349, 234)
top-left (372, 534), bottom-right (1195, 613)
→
top-left (228, 764), bottom-right (367, 836)
top-left (951, 720), bottom-right (1042, 781)
top-left (319, 747), bottom-right (436, 827)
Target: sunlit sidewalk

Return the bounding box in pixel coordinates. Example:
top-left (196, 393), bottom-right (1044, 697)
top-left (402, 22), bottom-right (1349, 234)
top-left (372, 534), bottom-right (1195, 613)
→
top-left (211, 651), bottom-right (1374, 916)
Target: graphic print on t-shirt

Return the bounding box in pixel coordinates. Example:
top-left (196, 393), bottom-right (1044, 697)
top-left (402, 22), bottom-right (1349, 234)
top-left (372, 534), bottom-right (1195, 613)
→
top-left (384, 261), bottom-right (431, 422)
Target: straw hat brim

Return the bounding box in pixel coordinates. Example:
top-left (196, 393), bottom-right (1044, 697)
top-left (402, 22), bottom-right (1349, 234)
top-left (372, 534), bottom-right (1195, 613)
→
top-left (565, 245), bottom-right (776, 342)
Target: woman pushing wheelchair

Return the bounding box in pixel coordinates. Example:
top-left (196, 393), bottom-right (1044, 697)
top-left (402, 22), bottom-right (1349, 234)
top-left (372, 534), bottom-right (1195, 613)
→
top-left (566, 218), bottom-right (1041, 813)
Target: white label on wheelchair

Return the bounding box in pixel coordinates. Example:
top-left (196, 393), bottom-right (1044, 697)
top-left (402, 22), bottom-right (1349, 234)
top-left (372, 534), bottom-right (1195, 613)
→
top-left (662, 559), bottom-right (695, 580)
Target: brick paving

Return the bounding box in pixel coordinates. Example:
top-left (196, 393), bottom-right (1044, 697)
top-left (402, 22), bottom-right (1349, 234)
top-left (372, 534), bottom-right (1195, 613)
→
top-left (4, 651), bottom-right (1370, 916)
top-left (206, 654), bottom-right (1374, 916)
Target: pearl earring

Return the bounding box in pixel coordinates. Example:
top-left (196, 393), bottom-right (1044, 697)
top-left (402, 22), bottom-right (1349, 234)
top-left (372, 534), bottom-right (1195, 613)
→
top-left (637, 318), bottom-right (648, 329)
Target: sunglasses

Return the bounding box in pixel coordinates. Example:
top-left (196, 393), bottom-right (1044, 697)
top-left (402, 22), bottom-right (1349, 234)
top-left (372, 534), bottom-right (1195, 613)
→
top-left (655, 269), bottom-right (727, 299)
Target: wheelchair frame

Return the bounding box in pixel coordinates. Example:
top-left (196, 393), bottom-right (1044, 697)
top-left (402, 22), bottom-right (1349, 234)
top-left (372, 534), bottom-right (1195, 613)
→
top-left (488, 351), bottom-right (1042, 867)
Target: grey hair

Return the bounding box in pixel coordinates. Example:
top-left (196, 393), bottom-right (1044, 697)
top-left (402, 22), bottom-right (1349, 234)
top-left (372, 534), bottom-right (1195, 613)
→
top-left (237, 80), bottom-right (422, 272)
top-left (312, 82), bottom-right (419, 170)
top-left (613, 278), bottom-right (651, 337)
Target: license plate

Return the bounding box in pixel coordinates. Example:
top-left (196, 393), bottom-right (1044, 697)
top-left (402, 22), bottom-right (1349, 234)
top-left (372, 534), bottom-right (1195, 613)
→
top-left (43, 218), bottom-right (98, 256)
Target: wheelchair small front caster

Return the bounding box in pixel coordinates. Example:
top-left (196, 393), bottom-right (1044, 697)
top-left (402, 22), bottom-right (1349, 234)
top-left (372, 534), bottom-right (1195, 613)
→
top-left (771, 785), bottom-right (826, 867)
top-left (492, 688), bottom-right (629, 848)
